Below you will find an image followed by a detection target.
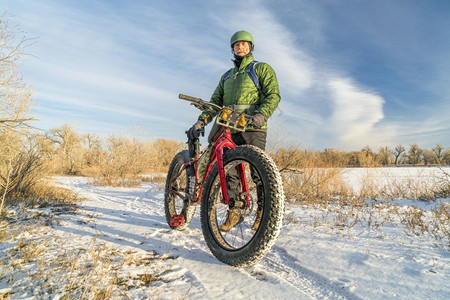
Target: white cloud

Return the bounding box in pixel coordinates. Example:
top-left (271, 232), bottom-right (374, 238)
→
top-left (327, 78), bottom-right (390, 148)
top-left (220, 2), bottom-right (397, 149)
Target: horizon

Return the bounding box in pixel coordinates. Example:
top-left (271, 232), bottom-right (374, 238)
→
top-left (2, 0), bottom-right (449, 151)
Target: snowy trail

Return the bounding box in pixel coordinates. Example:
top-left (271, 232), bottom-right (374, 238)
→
top-left (55, 176), bottom-right (347, 299)
top-left (253, 246), bottom-right (363, 300)
top-left (52, 176), bottom-right (449, 300)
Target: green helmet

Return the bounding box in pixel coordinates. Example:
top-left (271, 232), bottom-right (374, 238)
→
top-left (230, 30), bottom-right (254, 48)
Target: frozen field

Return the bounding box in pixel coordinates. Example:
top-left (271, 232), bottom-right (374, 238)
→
top-left (1, 167), bottom-right (449, 299)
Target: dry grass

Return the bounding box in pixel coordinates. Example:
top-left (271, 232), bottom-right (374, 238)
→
top-left (89, 174), bottom-right (167, 188)
top-left (9, 180), bottom-right (79, 205)
top-left (88, 176), bottom-right (143, 187)
top-left (281, 168), bottom-right (354, 205)
top-left (356, 168), bottom-right (446, 201)
top-left (280, 165), bottom-right (450, 249)
top-left (1, 226), bottom-right (178, 299)
top-left (141, 174), bottom-right (166, 185)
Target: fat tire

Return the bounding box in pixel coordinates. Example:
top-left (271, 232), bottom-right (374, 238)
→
top-left (200, 145), bottom-right (285, 267)
top-left (164, 151), bottom-right (196, 231)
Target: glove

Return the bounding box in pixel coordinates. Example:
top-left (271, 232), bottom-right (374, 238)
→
top-left (187, 119), bottom-right (205, 140)
top-left (250, 112), bottom-right (267, 128)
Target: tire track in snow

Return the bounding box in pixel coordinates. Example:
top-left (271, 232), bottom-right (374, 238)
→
top-left (136, 182), bottom-right (356, 299)
top-left (250, 246), bottom-right (362, 300)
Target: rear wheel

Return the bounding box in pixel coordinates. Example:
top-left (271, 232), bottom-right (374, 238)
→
top-left (200, 145), bottom-right (285, 267)
top-left (164, 151), bottom-right (196, 231)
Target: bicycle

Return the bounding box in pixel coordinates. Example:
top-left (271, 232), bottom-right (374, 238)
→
top-left (164, 94), bottom-right (285, 267)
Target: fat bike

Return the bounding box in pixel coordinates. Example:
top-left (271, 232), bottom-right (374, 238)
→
top-left (164, 94), bottom-right (285, 267)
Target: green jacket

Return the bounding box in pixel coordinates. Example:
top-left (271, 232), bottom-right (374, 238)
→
top-left (200, 55), bottom-right (280, 130)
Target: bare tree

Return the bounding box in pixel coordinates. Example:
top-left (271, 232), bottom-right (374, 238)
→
top-left (0, 15), bottom-right (37, 214)
top-left (0, 15), bottom-right (35, 130)
top-left (358, 145), bottom-right (379, 167)
top-left (378, 146), bottom-right (393, 166)
top-left (320, 148), bottom-right (348, 167)
top-left (394, 144), bottom-right (405, 165)
top-left (443, 149), bottom-right (450, 165)
top-left (46, 124), bottom-right (83, 174)
top-left (432, 144), bottom-right (444, 165)
top-left (422, 149), bottom-right (435, 166)
top-left (83, 133), bottom-right (103, 167)
top-left (407, 143), bottom-right (423, 165)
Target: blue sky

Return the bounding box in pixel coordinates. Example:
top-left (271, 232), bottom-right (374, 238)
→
top-left (2, 0), bottom-right (449, 150)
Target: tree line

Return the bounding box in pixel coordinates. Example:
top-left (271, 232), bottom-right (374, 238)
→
top-left (271, 144), bottom-right (449, 172)
top-left (338, 143), bottom-right (449, 167)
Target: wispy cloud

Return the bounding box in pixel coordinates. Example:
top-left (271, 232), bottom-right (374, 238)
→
top-left (4, 0), bottom-right (449, 149)
top-left (327, 78), bottom-right (388, 148)
top-left (220, 1), bottom-right (398, 149)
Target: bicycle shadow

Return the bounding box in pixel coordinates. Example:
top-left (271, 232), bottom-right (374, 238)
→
top-left (54, 183), bottom-right (221, 266)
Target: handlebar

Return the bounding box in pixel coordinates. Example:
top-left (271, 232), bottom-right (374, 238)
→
top-left (179, 94), bottom-right (201, 102)
top-left (179, 93), bottom-right (254, 132)
top-left (178, 94), bottom-right (222, 112)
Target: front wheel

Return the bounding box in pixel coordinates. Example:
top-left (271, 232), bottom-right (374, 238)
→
top-left (164, 150), bottom-right (196, 231)
top-left (200, 145), bottom-right (285, 267)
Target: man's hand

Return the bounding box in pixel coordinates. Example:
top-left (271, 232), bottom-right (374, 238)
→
top-left (250, 112), bottom-right (267, 128)
top-left (187, 119), bottom-right (205, 140)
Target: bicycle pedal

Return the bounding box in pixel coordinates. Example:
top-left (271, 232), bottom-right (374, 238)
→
top-left (170, 214), bottom-right (185, 227)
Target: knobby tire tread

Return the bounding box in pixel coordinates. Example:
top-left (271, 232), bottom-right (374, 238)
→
top-left (200, 145), bottom-right (285, 267)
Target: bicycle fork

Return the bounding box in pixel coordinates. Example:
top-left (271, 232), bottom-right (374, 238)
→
top-left (216, 149), bottom-right (251, 208)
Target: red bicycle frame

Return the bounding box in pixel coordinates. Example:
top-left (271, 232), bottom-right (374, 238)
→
top-left (170, 126), bottom-right (251, 209)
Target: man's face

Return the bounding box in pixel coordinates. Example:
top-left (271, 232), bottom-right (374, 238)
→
top-left (233, 41), bottom-right (251, 57)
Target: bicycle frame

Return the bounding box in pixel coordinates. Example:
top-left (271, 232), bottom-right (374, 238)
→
top-left (169, 123), bottom-right (251, 209)
top-left (168, 94), bottom-right (254, 226)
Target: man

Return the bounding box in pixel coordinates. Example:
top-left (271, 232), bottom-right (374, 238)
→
top-left (188, 30), bottom-right (281, 231)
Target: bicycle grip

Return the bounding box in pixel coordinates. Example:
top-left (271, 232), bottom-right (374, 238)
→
top-left (179, 94), bottom-right (201, 102)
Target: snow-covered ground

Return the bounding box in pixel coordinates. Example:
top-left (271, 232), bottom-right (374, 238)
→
top-left (342, 166), bottom-right (448, 197)
top-left (1, 168), bottom-right (449, 299)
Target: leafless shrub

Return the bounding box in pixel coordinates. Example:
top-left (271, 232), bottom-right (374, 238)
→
top-left (148, 138), bottom-right (184, 173)
top-left (0, 14), bottom-right (36, 131)
top-left (270, 145), bottom-right (303, 172)
top-left (318, 148), bottom-right (348, 167)
top-left (90, 135), bottom-right (150, 187)
top-left (435, 167), bottom-right (450, 198)
top-left (270, 144), bottom-right (354, 205)
top-left (45, 124), bottom-right (85, 175)
top-left (430, 202), bottom-right (450, 248)
top-left (282, 167), bottom-right (353, 205)
top-left (0, 133), bottom-right (46, 214)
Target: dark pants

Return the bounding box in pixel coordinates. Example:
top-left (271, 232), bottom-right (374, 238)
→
top-left (231, 131), bottom-right (267, 150)
top-left (226, 131), bottom-right (267, 209)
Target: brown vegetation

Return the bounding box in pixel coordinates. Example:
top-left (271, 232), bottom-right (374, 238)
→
top-left (269, 144), bottom-right (449, 249)
top-left (42, 125), bottom-right (183, 186)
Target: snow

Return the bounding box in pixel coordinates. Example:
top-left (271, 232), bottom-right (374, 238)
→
top-left (1, 168), bottom-right (449, 299)
top-left (341, 166), bottom-right (449, 197)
